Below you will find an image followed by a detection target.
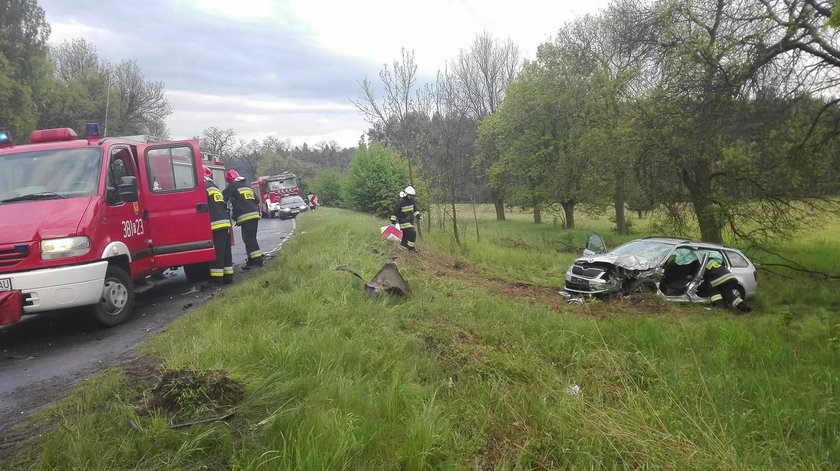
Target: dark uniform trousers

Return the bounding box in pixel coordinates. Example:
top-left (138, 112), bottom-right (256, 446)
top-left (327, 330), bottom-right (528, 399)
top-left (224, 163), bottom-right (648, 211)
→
top-left (211, 228), bottom-right (234, 284)
top-left (241, 219), bottom-right (262, 266)
top-left (705, 260), bottom-right (749, 312)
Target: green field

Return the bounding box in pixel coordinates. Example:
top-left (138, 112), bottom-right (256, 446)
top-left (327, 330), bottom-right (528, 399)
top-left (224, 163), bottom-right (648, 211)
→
top-left (7, 207), bottom-right (840, 470)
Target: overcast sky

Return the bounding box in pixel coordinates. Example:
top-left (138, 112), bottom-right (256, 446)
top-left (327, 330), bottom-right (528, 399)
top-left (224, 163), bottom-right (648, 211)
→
top-left (40, 0), bottom-right (610, 148)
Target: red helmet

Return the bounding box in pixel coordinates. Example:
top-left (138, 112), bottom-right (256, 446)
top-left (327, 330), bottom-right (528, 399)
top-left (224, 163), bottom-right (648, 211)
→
top-left (202, 166), bottom-right (212, 179)
top-left (225, 169), bottom-right (240, 183)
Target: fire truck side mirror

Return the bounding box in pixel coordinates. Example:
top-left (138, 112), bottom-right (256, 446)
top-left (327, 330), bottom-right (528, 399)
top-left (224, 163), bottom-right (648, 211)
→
top-left (118, 176), bottom-right (138, 203)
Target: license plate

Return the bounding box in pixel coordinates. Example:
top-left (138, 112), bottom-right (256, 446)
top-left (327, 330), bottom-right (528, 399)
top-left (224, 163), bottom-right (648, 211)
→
top-left (0, 278), bottom-right (11, 291)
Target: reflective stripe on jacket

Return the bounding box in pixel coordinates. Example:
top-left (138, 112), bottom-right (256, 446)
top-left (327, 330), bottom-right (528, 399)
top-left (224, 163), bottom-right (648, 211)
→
top-left (390, 196), bottom-right (420, 227)
top-left (222, 179), bottom-right (261, 222)
top-left (205, 179), bottom-right (231, 231)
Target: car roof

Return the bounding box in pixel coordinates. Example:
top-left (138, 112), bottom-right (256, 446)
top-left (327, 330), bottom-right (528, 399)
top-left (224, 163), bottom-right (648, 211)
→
top-left (641, 236), bottom-right (733, 250)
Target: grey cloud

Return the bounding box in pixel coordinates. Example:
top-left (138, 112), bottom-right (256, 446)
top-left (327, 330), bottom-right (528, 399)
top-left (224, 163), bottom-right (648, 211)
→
top-left (40, 0), bottom-right (378, 101)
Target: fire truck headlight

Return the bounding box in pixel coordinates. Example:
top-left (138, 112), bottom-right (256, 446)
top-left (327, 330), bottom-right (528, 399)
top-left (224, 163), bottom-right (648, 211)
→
top-left (41, 236), bottom-right (91, 260)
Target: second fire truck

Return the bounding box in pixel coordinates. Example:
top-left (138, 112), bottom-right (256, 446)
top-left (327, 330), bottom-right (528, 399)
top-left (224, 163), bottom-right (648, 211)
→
top-left (251, 172), bottom-right (300, 218)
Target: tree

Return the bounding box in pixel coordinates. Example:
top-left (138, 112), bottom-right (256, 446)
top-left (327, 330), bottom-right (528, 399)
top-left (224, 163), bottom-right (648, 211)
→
top-left (0, 0), bottom-right (49, 139)
top-left (450, 32), bottom-right (521, 221)
top-left (107, 59), bottom-right (171, 137)
top-left (352, 48), bottom-right (421, 182)
top-left (200, 127), bottom-right (240, 162)
top-left (0, 0), bottom-right (50, 82)
top-left (342, 144), bottom-right (408, 218)
top-left (311, 168), bottom-right (345, 207)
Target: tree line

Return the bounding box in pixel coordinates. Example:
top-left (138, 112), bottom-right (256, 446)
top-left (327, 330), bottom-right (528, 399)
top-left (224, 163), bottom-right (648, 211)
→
top-left (352, 0), bottom-right (840, 247)
top-left (1, 0), bottom-right (170, 140)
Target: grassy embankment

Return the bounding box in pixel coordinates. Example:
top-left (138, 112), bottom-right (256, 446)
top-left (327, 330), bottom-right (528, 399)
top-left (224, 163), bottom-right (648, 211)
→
top-left (7, 207), bottom-right (839, 470)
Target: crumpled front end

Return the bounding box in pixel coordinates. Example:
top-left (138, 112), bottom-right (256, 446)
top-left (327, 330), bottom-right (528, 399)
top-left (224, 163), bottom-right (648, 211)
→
top-left (564, 256), bottom-right (662, 296)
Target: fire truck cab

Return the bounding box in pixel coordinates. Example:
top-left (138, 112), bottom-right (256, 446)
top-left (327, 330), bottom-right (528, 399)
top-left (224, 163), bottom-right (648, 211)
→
top-left (251, 171), bottom-right (300, 218)
top-left (0, 125), bottom-right (218, 327)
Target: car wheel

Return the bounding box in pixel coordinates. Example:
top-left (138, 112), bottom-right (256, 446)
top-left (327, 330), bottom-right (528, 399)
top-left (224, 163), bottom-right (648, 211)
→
top-left (183, 262), bottom-right (210, 283)
top-left (627, 278), bottom-right (658, 295)
top-left (90, 265), bottom-right (135, 327)
top-left (734, 285), bottom-right (746, 300)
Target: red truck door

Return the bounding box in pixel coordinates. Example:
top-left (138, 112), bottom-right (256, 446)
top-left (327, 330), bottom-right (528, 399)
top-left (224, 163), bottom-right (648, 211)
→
top-left (102, 145), bottom-right (154, 275)
top-left (136, 140), bottom-right (214, 269)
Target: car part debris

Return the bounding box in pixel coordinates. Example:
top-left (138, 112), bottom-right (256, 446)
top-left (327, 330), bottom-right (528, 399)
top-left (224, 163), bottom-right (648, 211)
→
top-left (334, 262), bottom-right (411, 297)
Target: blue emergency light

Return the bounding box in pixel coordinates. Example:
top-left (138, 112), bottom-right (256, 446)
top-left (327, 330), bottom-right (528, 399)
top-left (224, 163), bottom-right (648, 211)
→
top-left (0, 129), bottom-right (12, 148)
top-left (85, 122), bottom-right (102, 138)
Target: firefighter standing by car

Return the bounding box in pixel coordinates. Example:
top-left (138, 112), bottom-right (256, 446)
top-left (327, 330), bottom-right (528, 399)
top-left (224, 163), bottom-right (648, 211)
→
top-left (390, 186), bottom-right (421, 251)
top-left (203, 166), bottom-right (234, 285)
top-left (222, 169), bottom-right (263, 268)
top-left (704, 258), bottom-right (751, 313)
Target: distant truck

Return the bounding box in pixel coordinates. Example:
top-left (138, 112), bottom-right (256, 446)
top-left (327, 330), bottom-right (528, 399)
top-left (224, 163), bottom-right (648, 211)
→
top-left (251, 171), bottom-right (300, 218)
top-left (0, 124), bottom-right (221, 327)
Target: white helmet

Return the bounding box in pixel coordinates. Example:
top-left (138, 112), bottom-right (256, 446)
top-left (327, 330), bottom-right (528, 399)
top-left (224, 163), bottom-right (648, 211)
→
top-left (404, 186), bottom-right (416, 196)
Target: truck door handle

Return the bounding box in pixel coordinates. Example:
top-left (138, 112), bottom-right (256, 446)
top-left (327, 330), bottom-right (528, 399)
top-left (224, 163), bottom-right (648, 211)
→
top-left (196, 203), bottom-right (208, 213)
top-left (142, 210), bottom-right (149, 220)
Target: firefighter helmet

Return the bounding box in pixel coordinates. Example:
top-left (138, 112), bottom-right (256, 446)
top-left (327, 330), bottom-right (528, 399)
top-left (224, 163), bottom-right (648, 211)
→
top-left (225, 169), bottom-right (240, 183)
top-left (404, 186), bottom-right (416, 196)
top-left (202, 166), bottom-right (212, 179)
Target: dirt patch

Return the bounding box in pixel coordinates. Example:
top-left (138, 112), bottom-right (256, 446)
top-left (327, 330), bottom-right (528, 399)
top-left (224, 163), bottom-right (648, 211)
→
top-left (143, 368), bottom-right (244, 421)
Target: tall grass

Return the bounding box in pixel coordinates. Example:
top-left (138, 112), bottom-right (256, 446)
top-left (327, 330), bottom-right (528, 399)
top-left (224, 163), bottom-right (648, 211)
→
top-left (8, 208), bottom-right (840, 470)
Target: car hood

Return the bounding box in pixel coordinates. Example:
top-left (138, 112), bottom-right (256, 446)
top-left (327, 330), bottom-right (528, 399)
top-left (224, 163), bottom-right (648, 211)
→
top-left (0, 197), bottom-right (93, 244)
top-left (576, 253), bottom-right (659, 271)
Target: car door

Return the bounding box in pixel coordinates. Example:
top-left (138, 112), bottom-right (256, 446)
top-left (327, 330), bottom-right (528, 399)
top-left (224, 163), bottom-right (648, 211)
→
top-left (136, 140), bottom-right (214, 269)
top-left (583, 231), bottom-right (607, 256)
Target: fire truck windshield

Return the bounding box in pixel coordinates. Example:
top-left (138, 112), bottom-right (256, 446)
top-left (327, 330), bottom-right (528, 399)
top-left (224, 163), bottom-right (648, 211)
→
top-left (269, 179), bottom-right (296, 191)
top-left (0, 148), bottom-right (102, 203)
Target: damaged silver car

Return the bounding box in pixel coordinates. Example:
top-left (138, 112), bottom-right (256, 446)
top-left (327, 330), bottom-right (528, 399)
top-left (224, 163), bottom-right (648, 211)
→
top-left (562, 233), bottom-right (758, 302)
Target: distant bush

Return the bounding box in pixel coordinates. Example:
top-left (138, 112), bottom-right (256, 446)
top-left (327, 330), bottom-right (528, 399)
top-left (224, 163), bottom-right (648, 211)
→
top-left (311, 168), bottom-right (345, 207)
top-left (342, 144), bottom-right (409, 218)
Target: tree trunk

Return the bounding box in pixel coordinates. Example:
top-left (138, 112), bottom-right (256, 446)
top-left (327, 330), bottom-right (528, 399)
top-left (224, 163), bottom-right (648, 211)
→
top-left (693, 200), bottom-right (722, 243)
top-left (450, 186), bottom-right (460, 246)
top-left (614, 190), bottom-right (626, 235)
top-left (533, 202), bottom-right (541, 224)
top-left (491, 190), bottom-right (506, 221)
top-left (562, 201), bottom-right (575, 229)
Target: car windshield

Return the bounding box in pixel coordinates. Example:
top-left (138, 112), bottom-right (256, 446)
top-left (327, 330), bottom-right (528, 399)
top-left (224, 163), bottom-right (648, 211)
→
top-left (610, 240), bottom-right (675, 265)
top-left (0, 148), bottom-right (102, 203)
top-left (281, 196), bottom-right (305, 206)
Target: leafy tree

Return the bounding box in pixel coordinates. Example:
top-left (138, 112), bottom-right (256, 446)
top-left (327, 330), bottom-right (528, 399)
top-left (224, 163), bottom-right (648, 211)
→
top-left (0, 55), bottom-right (36, 139)
top-left (342, 144), bottom-right (408, 218)
top-left (0, 0), bottom-right (49, 139)
top-left (311, 168), bottom-right (345, 207)
top-left (0, 0), bottom-right (50, 82)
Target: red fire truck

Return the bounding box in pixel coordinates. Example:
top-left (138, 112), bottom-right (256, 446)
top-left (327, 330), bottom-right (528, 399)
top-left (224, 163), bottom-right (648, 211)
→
top-left (251, 171), bottom-right (300, 218)
top-left (0, 124), bottom-right (220, 327)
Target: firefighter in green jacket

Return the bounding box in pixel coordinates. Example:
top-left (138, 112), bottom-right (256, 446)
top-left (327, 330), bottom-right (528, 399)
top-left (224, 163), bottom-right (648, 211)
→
top-left (203, 166), bottom-right (233, 285)
top-left (222, 169), bottom-right (263, 267)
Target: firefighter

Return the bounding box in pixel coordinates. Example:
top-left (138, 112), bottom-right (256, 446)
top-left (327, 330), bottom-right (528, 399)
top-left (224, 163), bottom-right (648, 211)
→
top-left (390, 186), bottom-right (422, 251)
top-left (203, 166), bottom-right (234, 285)
top-left (222, 169), bottom-right (263, 268)
top-left (704, 257), bottom-right (751, 313)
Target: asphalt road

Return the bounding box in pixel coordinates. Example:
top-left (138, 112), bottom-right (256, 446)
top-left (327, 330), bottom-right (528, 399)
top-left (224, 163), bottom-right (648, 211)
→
top-left (0, 216), bottom-right (296, 429)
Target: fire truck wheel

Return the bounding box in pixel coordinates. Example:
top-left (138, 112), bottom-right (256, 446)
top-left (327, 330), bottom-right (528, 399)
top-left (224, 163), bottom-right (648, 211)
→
top-left (91, 265), bottom-right (135, 327)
